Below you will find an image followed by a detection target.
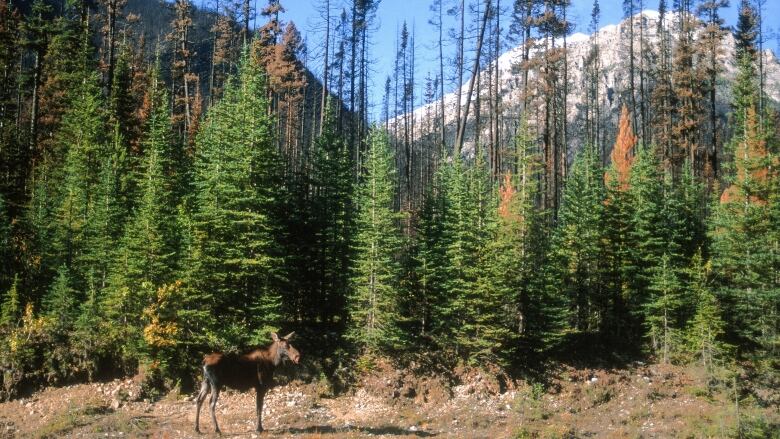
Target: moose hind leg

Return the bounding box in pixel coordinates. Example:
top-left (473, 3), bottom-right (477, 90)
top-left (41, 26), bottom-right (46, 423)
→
top-left (194, 379), bottom-right (210, 433)
top-left (209, 385), bottom-right (222, 433)
top-left (255, 387), bottom-right (267, 432)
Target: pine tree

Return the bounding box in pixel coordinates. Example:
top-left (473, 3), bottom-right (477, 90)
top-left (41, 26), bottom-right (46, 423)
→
top-left (191, 52), bottom-right (283, 348)
top-left (0, 0), bottom-right (22, 215)
top-left (21, 0), bottom-right (53, 151)
top-left (169, 0), bottom-right (195, 144)
top-left (650, 0), bottom-right (675, 169)
top-left (696, 0), bottom-right (728, 181)
top-left (36, 10), bottom-right (84, 145)
top-left (347, 128), bottom-right (404, 353)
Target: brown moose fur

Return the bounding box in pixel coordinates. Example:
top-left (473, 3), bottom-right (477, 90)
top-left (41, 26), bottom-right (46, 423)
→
top-left (195, 332), bottom-right (300, 434)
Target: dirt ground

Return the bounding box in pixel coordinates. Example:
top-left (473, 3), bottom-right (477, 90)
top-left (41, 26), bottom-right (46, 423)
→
top-left (0, 362), bottom-right (776, 438)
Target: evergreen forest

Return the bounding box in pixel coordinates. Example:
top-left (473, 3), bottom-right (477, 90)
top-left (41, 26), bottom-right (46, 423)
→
top-left (0, 0), bottom-right (777, 412)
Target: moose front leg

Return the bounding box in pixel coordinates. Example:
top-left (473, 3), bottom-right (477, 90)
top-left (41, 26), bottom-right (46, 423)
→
top-left (255, 387), bottom-right (268, 432)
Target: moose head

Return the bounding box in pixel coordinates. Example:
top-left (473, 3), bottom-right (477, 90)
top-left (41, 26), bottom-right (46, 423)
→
top-left (271, 331), bottom-right (300, 364)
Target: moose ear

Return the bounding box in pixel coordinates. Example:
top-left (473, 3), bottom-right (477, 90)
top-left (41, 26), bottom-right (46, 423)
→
top-left (283, 331), bottom-right (295, 340)
top-left (271, 332), bottom-right (279, 342)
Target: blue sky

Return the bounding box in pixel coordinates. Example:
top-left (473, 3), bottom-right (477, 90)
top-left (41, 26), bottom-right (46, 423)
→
top-left (237, 0), bottom-right (780, 117)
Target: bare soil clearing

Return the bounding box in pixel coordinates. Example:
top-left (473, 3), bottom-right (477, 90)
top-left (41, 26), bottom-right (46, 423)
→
top-left (0, 363), bottom-right (775, 438)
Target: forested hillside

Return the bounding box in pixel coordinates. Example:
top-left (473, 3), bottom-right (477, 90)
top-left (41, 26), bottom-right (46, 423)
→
top-left (0, 2), bottom-right (777, 428)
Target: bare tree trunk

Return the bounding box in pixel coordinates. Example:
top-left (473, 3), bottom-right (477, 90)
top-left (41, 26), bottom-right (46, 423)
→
top-left (319, 0), bottom-right (330, 135)
top-left (105, 0), bottom-right (118, 97)
top-left (208, 0), bottom-right (219, 107)
top-left (455, 0), bottom-right (465, 150)
top-left (242, 0), bottom-right (250, 47)
top-left (493, 0), bottom-right (501, 178)
top-left (638, 0), bottom-right (648, 146)
top-left (626, 0), bottom-right (637, 138)
top-left (757, 0), bottom-right (765, 126)
top-left (29, 49), bottom-right (41, 152)
top-left (409, 27), bottom-right (415, 210)
top-left (437, 0), bottom-right (445, 154)
top-left (455, 0), bottom-right (492, 156)
top-left (349, 2), bottom-right (357, 151)
top-left (561, 1), bottom-right (568, 193)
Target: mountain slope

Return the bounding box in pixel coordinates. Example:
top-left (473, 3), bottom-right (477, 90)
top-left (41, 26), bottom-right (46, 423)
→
top-left (389, 10), bottom-right (780, 158)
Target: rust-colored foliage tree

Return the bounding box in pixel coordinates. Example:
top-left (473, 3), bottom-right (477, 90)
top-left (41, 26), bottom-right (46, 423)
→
top-left (209, 3), bottom-right (238, 104)
top-left (606, 104), bottom-right (637, 191)
top-left (168, 0), bottom-right (194, 144)
top-left (252, 8), bottom-right (307, 170)
top-left (720, 106), bottom-right (769, 206)
top-left (498, 172), bottom-right (517, 221)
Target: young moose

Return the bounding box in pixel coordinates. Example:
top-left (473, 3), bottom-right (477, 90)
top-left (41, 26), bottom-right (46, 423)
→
top-left (194, 332), bottom-right (300, 434)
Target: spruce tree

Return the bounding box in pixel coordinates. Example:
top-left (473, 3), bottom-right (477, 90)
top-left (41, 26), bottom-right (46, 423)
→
top-left (457, 159), bottom-right (508, 363)
top-left (42, 265), bottom-right (78, 383)
top-left (644, 253), bottom-right (684, 363)
top-left (553, 143), bottom-right (604, 333)
top-left (347, 129), bottom-right (404, 353)
top-left (483, 127), bottom-right (561, 359)
top-left (510, 121), bottom-right (565, 351)
top-left (711, 107), bottom-right (775, 356)
top-left (83, 124), bottom-right (127, 291)
top-left (191, 52), bottom-right (283, 347)
top-left (71, 281), bottom-right (107, 381)
top-left (103, 68), bottom-right (180, 369)
top-left (600, 105), bottom-right (644, 344)
top-left (307, 112), bottom-right (354, 325)
top-left (0, 194), bottom-right (9, 292)
top-left (685, 251), bottom-right (728, 374)
top-left (50, 71), bottom-right (109, 289)
top-left (114, 70), bottom-right (179, 291)
top-left (412, 170), bottom-right (448, 340)
top-left (0, 274), bottom-right (19, 329)
top-left (626, 144), bottom-right (666, 337)
top-left (710, 18), bottom-right (777, 356)
top-left (430, 156), bottom-right (494, 358)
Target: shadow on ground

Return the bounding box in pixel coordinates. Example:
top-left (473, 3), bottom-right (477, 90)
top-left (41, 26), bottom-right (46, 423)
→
top-left (279, 425), bottom-right (436, 436)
